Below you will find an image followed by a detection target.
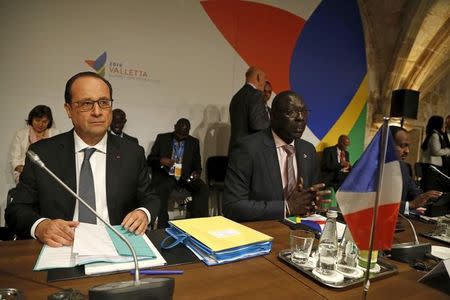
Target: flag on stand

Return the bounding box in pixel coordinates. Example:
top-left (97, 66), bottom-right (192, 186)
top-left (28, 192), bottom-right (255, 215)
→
top-left (336, 128), bottom-right (402, 250)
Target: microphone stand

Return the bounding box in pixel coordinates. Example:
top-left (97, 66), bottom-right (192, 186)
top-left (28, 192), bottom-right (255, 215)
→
top-left (27, 150), bottom-right (174, 300)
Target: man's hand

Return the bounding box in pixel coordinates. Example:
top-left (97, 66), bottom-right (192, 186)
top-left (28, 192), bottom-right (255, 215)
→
top-left (35, 219), bottom-right (79, 247)
top-left (160, 157), bottom-right (175, 168)
top-left (287, 178), bottom-right (330, 216)
top-left (121, 209), bottom-right (149, 235)
top-left (410, 190), bottom-right (443, 209)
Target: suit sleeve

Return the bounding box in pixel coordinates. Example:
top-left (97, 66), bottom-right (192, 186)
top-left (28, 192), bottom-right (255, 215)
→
top-left (147, 134), bottom-right (162, 170)
top-left (192, 138), bottom-right (202, 172)
top-left (321, 148), bottom-right (341, 172)
top-left (247, 90), bottom-right (270, 133)
top-left (5, 143), bottom-right (42, 237)
top-left (136, 145), bottom-right (160, 224)
top-left (223, 142), bottom-right (283, 221)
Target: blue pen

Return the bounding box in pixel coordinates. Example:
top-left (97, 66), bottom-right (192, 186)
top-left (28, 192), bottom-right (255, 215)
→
top-left (130, 270), bottom-right (184, 275)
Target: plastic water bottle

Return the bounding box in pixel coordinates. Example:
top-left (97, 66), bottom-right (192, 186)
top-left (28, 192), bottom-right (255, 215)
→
top-left (317, 210), bottom-right (338, 275)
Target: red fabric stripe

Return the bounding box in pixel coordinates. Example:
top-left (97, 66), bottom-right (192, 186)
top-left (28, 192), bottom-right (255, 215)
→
top-left (343, 203), bottom-right (400, 250)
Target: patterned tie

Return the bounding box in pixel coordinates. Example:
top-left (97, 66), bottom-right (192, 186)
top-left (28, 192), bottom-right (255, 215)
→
top-left (79, 148), bottom-right (97, 224)
top-left (282, 144), bottom-right (296, 205)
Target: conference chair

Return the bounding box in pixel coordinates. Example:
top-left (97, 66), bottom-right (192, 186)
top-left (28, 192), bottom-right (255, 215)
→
top-left (205, 156), bottom-right (228, 216)
top-left (1, 188), bottom-right (17, 241)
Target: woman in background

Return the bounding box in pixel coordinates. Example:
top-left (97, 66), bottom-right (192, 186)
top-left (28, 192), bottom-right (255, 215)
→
top-left (420, 115), bottom-right (450, 191)
top-left (9, 105), bottom-right (59, 184)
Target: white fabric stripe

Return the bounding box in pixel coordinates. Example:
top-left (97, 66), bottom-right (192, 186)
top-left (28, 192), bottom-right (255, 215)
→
top-left (336, 161), bottom-right (402, 215)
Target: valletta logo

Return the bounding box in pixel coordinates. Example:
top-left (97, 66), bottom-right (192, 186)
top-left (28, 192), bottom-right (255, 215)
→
top-left (85, 51), bottom-right (152, 81)
top-left (85, 52), bottom-right (107, 77)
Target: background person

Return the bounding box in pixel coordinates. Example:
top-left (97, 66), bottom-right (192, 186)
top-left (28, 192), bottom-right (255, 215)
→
top-left (109, 108), bottom-right (139, 144)
top-left (9, 105), bottom-right (59, 184)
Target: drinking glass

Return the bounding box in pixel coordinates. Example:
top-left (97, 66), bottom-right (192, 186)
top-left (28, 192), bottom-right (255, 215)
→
top-left (290, 230), bottom-right (315, 265)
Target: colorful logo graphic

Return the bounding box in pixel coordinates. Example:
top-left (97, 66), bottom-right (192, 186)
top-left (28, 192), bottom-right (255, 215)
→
top-left (84, 51), bottom-right (153, 81)
top-left (201, 0), bottom-right (367, 157)
top-left (85, 51), bottom-right (107, 77)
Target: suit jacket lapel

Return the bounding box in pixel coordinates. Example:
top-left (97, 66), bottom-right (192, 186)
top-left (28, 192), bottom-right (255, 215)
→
top-left (262, 130), bottom-right (283, 199)
top-left (58, 131), bottom-right (77, 217)
top-left (106, 133), bottom-right (122, 214)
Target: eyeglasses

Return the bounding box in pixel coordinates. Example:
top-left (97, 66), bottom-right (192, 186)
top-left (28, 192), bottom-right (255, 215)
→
top-left (72, 99), bottom-right (113, 112)
top-left (285, 109), bottom-right (310, 119)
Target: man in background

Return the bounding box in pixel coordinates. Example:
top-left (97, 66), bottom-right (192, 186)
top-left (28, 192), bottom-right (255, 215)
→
top-left (148, 118), bottom-right (209, 228)
top-left (228, 66), bottom-right (270, 152)
top-left (6, 72), bottom-right (159, 246)
top-left (321, 135), bottom-right (352, 190)
top-left (263, 81), bottom-right (273, 120)
top-left (110, 108), bottom-right (139, 144)
top-left (224, 91), bottom-right (328, 221)
top-left (390, 126), bottom-right (442, 214)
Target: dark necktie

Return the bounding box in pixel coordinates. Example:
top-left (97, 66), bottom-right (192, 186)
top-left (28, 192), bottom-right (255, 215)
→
top-left (282, 144), bottom-right (296, 201)
top-left (79, 148), bottom-right (96, 224)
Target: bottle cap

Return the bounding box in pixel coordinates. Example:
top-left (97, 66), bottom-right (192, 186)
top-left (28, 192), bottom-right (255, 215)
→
top-left (326, 210), bottom-right (338, 218)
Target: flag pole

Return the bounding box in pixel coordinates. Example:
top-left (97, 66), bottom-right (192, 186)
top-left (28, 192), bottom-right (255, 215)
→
top-left (362, 117), bottom-right (390, 300)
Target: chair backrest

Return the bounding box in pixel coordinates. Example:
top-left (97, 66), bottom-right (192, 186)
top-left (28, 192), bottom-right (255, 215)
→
top-left (206, 156), bottom-right (228, 184)
top-left (414, 162), bottom-right (423, 179)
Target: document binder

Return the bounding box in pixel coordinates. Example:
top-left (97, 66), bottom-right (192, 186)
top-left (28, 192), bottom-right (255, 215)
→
top-left (161, 216), bottom-right (273, 265)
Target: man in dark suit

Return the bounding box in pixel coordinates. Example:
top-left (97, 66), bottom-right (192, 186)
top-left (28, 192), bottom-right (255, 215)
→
top-left (110, 108), bottom-right (139, 144)
top-left (390, 126), bottom-right (442, 214)
top-left (223, 91), bottom-right (329, 221)
top-left (321, 135), bottom-right (351, 190)
top-left (228, 66), bottom-right (270, 152)
top-left (5, 72), bottom-right (159, 247)
top-left (148, 118), bottom-right (209, 228)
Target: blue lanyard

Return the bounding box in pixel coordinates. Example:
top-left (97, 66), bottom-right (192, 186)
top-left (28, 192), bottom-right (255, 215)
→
top-left (172, 139), bottom-right (185, 163)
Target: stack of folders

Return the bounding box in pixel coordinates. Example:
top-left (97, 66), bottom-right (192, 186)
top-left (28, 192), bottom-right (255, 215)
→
top-left (162, 216), bottom-right (273, 266)
top-left (34, 223), bottom-right (166, 275)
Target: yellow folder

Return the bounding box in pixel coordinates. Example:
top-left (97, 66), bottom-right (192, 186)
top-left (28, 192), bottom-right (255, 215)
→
top-left (169, 216), bottom-right (273, 252)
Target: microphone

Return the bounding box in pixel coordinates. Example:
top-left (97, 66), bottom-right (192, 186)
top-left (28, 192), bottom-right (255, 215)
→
top-left (26, 150), bottom-right (174, 300)
top-left (429, 165), bottom-right (450, 182)
top-left (389, 213), bottom-right (431, 264)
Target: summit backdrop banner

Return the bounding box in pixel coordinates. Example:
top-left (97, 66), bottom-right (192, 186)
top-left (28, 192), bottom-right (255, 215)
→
top-left (0, 0), bottom-right (367, 225)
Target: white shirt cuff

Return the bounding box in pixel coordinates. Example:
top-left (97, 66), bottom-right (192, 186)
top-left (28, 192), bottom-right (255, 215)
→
top-left (137, 207), bottom-right (151, 224)
top-left (404, 201), bottom-right (410, 215)
top-left (30, 218), bottom-right (50, 239)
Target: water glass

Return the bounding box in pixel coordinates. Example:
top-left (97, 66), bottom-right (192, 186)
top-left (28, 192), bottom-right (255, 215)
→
top-left (290, 230), bottom-right (315, 265)
top-left (336, 240), bottom-right (358, 273)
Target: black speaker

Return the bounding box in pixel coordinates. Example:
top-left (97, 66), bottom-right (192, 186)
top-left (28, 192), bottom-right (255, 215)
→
top-left (390, 89), bottom-right (419, 119)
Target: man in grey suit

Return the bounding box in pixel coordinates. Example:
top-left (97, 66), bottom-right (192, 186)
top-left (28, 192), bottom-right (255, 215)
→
top-left (6, 72), bottom-right (159, 247)
top-left (223, 91), bottom-right (328, 221)
top-left (228, 66), bottom-right (270, 152)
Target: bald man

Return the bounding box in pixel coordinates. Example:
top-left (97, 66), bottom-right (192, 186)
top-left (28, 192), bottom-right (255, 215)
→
top-left (228, 66), bottom-right (270, 152)
top-left (321, 135), bottom-right (351, 190)
top-left (110, 108), bottom-right (139, 144)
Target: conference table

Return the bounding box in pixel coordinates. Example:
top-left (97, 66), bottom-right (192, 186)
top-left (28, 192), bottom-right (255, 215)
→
top-left (0, 219), bottom-right (448, 299)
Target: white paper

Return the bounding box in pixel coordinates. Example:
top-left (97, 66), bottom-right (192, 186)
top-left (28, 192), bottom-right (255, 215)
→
top-left (84, 234), bottom-right (166, 275)
top-left (33, 222), bottom-right (166, 272)
top-left (34, 245), bottom-right (75, 270)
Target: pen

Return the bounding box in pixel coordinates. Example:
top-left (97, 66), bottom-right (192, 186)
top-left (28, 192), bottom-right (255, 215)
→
top-left (130, 270), bottom-right (184, 275)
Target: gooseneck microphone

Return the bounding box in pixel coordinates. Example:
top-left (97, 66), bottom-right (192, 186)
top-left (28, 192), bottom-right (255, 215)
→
top-left (27, 150), bottom-right (173, 300)
top-left (390, 213), bottom-right (431, 264)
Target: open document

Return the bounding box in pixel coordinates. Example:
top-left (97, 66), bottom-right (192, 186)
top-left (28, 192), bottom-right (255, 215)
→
top-left (34, 223), bottom-right (166, 275)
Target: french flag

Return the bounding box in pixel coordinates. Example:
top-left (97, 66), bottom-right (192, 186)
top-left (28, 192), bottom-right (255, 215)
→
top-left (336, 128), bottom-right (402, 250)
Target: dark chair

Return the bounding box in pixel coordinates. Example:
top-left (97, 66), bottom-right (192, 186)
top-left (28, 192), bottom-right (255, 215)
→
top-left (1, 188), bottom-right (17, 241)
top-left (414, 162), bottom-right (424, 188)
top-left (205, 156), bottom-right (228, 216)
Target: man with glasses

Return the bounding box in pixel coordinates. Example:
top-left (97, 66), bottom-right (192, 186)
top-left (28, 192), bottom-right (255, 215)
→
top-left (6, 72), bottom-right (159, 247)
top-left (223, 91), bottom-right (328, 221)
